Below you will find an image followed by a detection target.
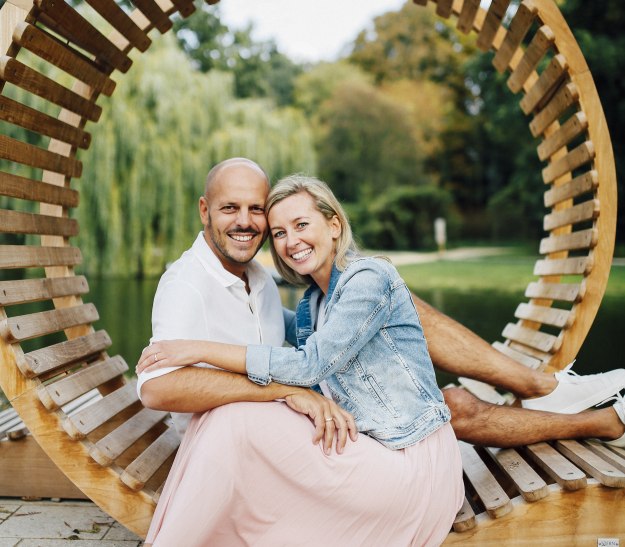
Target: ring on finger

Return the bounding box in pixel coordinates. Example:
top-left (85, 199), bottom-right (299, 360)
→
top-left (324, 417), bottom-right (333, 422)
top-left (153, 353), bottom-right (158, 363)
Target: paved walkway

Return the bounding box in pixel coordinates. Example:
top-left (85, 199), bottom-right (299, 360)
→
top-left (0, 498), bottom-right (142, 546)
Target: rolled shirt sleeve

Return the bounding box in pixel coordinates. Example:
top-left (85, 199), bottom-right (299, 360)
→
top-left (246, 263), bottom-right (392, 387)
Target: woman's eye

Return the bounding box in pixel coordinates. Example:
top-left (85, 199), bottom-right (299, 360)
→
top-left (297, 222), bottom-right (308, 229)
top-left (272, 231), bottom-right (285, 239)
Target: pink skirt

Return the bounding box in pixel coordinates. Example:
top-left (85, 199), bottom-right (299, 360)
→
top-left (147, 401), bottom-right (464, 547)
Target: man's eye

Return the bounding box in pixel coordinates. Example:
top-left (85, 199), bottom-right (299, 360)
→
top-left (222, 206), bottom-right (236, 212)
top-left (251, 207), bottom-right (265, 214)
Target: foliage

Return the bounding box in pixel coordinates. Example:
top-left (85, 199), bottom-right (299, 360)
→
top-left (351, 184), bottom-right (458, 250)
top-left (75, 34), bottom-right (315, 277)
top-left (173, 6), bottom-right (302, 105)
top-left (316, 79), bottom-right (424, 204)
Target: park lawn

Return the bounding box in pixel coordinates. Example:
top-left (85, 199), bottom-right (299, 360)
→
top-left (398, 256), bottom-right (625, 298)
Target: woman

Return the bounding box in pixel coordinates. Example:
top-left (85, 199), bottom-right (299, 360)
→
top-left (139, 175), bottom-right (464, 546)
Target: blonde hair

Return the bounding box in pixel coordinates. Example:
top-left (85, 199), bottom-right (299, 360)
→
top-left (266, 174), bottom-right (359, 286)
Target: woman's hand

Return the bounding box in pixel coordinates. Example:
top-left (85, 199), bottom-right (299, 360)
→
top-left (285, 390), bottom-right (358, 455)
top-left (137, 340), bottom-right (204, 374)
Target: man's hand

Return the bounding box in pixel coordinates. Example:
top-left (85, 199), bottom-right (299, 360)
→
top-left (284, 390), bottom-right (358, 455)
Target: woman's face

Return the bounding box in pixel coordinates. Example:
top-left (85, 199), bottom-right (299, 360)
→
top-left (268, 191), bottom-right (341, 292)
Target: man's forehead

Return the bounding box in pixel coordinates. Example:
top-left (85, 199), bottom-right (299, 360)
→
top-left (208, 163), bottom-right (269, 199)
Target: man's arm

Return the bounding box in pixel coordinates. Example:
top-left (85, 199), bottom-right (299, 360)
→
top-left (140, 365), bottom-right (301, 412)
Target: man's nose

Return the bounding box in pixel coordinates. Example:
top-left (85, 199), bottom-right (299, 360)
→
top-left (235, 209), bottom-right (252, 227)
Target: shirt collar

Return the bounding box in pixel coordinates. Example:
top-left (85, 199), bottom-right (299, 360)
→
top-left (190, 231), bottom-right (264, 289)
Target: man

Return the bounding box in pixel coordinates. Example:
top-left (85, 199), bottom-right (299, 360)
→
top-left (138, 157), bottom-right (625, 450)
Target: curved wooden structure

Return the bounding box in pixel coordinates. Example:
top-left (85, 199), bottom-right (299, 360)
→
top-left (0, 0), bottom-right (620, 541)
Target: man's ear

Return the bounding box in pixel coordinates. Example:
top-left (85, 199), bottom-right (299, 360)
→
top-left (199, 196), bottom-right (209, 226)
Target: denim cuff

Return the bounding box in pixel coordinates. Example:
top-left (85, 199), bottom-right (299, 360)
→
top-left (246, 344), bottom-right (272, 385)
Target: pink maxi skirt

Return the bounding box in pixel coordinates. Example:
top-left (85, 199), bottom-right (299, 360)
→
top-left (147, 401), bottom-right (464, 547)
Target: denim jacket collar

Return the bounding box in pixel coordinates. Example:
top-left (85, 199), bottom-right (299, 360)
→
top-left (295, 262), bottom-right (342, 347)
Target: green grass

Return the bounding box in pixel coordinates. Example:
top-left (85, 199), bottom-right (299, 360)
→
top-left (398, 255), bottom-right (625, 297)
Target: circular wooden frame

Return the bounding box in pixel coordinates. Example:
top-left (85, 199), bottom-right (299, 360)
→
top-left (0, 0), bottom-right (618, 538)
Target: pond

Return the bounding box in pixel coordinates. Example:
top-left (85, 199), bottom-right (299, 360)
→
top-left (85, 277), bottom-right (624, 382)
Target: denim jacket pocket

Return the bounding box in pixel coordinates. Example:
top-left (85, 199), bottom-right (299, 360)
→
top-left (366, 375), bottom-right (399, 418)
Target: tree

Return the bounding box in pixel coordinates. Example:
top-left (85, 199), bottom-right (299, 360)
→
top-left (173, 7), bottom-right (302, 105)
top-left (316, 80), bottom-right (426, 203)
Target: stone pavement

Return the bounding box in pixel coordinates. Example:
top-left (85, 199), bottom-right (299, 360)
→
top-left (0, 498), bottom-right (143, 546)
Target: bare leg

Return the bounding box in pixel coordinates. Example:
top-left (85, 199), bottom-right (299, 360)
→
top-left (444, 387), bottom-right (625, 448)
top-left (413, 294), bottom-right (556, 399)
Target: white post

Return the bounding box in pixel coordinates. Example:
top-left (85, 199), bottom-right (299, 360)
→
top-left (434, 217), bottom-right (447, 254)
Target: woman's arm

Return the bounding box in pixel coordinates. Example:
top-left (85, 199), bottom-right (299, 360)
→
top-left (137, 340), bottom-right (247, 375)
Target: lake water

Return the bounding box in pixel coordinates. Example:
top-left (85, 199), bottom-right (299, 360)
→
top-left (86, 278), bottom-right (624, 380)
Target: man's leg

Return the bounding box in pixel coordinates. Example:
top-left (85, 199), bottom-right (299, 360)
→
top-left (413, 294), bottom-right (555, 399)
top-left (444, 387), bottom-right (625, 448)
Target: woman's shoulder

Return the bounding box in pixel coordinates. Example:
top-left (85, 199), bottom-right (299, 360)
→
top-left (340, 256), bottom-right (400, 287)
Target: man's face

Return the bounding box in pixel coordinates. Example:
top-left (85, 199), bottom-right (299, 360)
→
top-left (200, 165), bottom-right (269, 277)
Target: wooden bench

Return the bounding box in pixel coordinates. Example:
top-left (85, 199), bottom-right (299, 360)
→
top-left (0, 0), bottom-right (621, 541)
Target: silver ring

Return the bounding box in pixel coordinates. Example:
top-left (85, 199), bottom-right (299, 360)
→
top-left (324, 417), bottom-right (333, 422)
top-left (154, 353), bottom-right (158, 363)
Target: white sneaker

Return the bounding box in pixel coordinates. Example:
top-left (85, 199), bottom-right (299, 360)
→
top-left (521, 364), bottom-right (625, 414)
top-left (603, 395), bottom-right (625, 448)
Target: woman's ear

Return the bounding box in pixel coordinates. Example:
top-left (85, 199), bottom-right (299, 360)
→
top-left (330, 215), bottom-right (342, 239)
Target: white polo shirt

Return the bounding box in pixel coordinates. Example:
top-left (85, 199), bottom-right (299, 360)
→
top-left (137, 232), bottom-right (285, 432)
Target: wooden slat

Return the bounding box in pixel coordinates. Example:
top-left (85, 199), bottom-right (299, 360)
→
top-left (21, 330), bottom-right (111, 378)
top-left (584, 441), bottom-right (625, 474)
top-left (476, 0), bottom-right (510, 51)
top-left (0, 276), bottom-right (89, 306)
top-left (13, 22), bottom-right (116, 97)
top-left (492, 0), bottom-right (537, 72)
top-left (120, 427), bottom-right (179, 491)
top-left (456, 0), bottom-right (481, 34)
top-left (435, 0), bottom-right (453, 18)
top-left (0, 245), bottom-right (82, 269)
top-left (492, 340), bottom-right (542, 369)
top-left (0, 134), bottom-right (82, 177)
top-left (0, 171), bottom-right (79, 207)
top-left (37, 356), bottom-right (128, 410)
top-left (34, 0), bottom-right (132, 73)
top-left (533, 256), bottom-right (592, 276)
top-left (514, 302), bottom-right (574, 329)
top-left (529, 82), bottom-right (579, 137)
top-left (152, 481), bottom-right (165, 504)
top-left (167, 0), bottom-right (196, 17)
top-left (485, 447), bottom-right (549, 501)
top-left (502, 323), bottom-right (560, 353)
top-left (507, 26), bottom-right (555, 94)
top-left (131, 0), bottom-right (173, 33)
top-left (544, 200), bottom-right (599, 231)
top-left (84, 0), bottom-right (151, 52)
top-left (62, 381), bottom-right (138, 439)
top-left (458, 441), bottom-right (512, 519)
top-left (452, 497), bottom-right (476, 533)
top-left (537, 112), bottom-right (588, 161)
top-left (89, 407), bottom-right (168, 466)
top-left (508, 341), bottom-right (551, 363)
top-left (458, 377), bottom-right (507, 405)
top-left (556, 440), bottom-right (625, 487)
top-left (0, 95), bottom-right (91, 149)
top-left (520, 54), bottom-right (568, 114)
top-left (0, 210), bottom-right (78, 237)
top-left (539, 228), bottom-right (598, 254)
top-left (542, 141), bottom-right (594, 184)
top-left (524, 281), bottom-right (583, 303)
top-left (412, 0), bottom-right (429, 5)
top-left (544, 170), bottom-right (598, 207)
top-left (524, 442), bottom-right (586, 490)
top-left (0, 303), bottom-right (98, 342)
top-left (0, 57), bottom-right (102, 123)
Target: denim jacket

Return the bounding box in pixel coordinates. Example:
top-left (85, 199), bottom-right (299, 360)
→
top-left (246, 257), bottom-right (450, 449)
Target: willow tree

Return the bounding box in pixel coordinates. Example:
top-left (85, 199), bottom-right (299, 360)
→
top-left (76, 33), bottom-right (316, 277)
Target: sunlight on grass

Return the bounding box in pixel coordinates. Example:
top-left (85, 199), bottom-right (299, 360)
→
top-left (398, 256), bottom-right (625, 297)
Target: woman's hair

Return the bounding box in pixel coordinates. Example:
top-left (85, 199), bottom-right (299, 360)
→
top-left (266, 174), bottom-right (359, 286)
